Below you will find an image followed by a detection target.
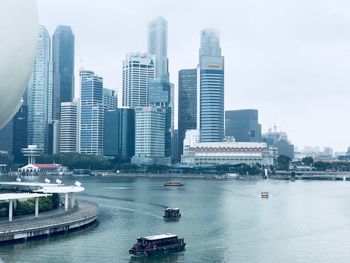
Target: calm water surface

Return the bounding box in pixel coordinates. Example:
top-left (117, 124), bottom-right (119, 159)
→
top-left (1, 176), bottom-right (350, 263)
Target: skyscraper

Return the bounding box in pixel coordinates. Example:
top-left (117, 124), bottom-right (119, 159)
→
top-left (104, 108), bottom-right (135, 160)
top-left (27, 25), bottom-right (51, 153)
top-left (225, 109), bottom-right (262, 142)
top-left (199, 28), bottom-right (224, 142)
top-left (0, 105), bottom-right (28, 164)
top-left (149, 78), bottom-right (174, 158)
top-left (52, 25), bottom-right (75, 120)
top-left (148, 16), bottom-right (168, 80)
top-left (79, 70), bottom-right (104, 156)
top-left (199, 29), bottom-right (222, 58)
top-left (178, 69), bottom-right (197, 156)
top-left (103, 88), bottom-right (118, 111)
top-left (122, 52), bottom-right (155, 108)
top-left (60, 101), bottom-right (79, 153)
top-left (132, 106), bottom-right (168, 165)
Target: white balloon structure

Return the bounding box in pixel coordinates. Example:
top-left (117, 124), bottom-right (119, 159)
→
top-left (0, 0), bottom-right (38, 129)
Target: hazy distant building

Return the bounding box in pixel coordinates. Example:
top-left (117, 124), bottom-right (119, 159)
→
top-left (103, 88), bottom-right (118, 111)
top-left (132, 106), bottom-right (169, 165)
top-left (263, 131), bottom-right (294, 159)
top-left (122, 52), bottom-right (155, 108)
top-left (59, 101), bottom-right (79, 153)
top-left (0, 105), bottom-right (28, 164)
top-left (104, 108), bottom-right (135, 160)
top-left (225, 109), bottom-right (262, 142)
top-left (52, 25), bottom-right (75, 120)
top-left (27, 25), bottom-right (52, 153)
top-left (199, 29), bottom-right (224, 142)
top-left (171, 130), bottom-right (179, 163)
top-left (148, 16), bottom-right (168, 80)
top-left (178, 69), bottom-right (197, 156)
top-left (79, 70), bottom-right (103, 156)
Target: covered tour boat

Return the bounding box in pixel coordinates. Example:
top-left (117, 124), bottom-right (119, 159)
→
top-left (163, 208), bottom-right (181, 221)
top-left (129, 233), bottom-right (186, 257)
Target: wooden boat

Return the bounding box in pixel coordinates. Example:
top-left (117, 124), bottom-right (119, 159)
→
top-left (163, 208), bottom-right (181, 221)
top-left (129, 234), bottom-right (186, 257)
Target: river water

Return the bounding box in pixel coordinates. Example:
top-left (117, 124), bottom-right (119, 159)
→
top-left (1, 176), bottom-right (350, 263)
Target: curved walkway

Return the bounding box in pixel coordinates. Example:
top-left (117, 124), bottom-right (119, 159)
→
top-left (0, 201), bottom-right (99, 241)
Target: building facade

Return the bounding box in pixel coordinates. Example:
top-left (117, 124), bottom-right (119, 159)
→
top-left (132, 106), bottom-right (169, 165)
top-left (79, 70), bottom-right (104, 156)
top-left (181, 141), bottom-right (273, 166)
top-left (178, 68), bottom-right (197, 157)
top-left (103, 88), bottom-right (118, 111)
top-left (149, 78), bottom-right (174, 158)
top-left (122, 52), bottom-right (155, 108)
top-left (225, 109), bottom-right (262, 142)
top-left (262, 131), bottom-right (294, 159)
top-left (59, 101), bottom-right (79, 153)
top-left (148, 16), bottom-right (168, 79)
top-left (52, 25), bottom-right (75, 120)
top-left (27, 25), bottom-right (51, 153)
top-left (199, 29), bottom-right (224, 143)
top-left (104, 108), bottom-right (135, 160)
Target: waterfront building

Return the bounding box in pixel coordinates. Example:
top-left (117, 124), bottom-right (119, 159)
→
top-left (199, 29), bottom-right (224, 142)
top-left (27, 25), bottom-right (52, 153)
top-left (225, 109), bottom-right (262, 142)
top-left (52, 25), bottom-right (75, 120)
top-left (59, 101), bottom-right (79, 153)
top-left (79, 70), bottom-right (104, 156)
top-left (262, 131), bottom-right (294, 159)
top-left (171, 130), bottom-right (180, 163)
top-left (181, 140), bottom-right (274, 166)
top-left (148, 16), bottom-right (168, 80)
top-left (48, 120), bottom-right (60, 154)
top-left (132, 106), bottom-right (169, 165)
top-left (122, 52), bottom-right (155, 108)
top-left (178, 69), bottom-right (197, 157)
top-left (103, 88), bottom-right (118, 111)
top-left (104, 108), bottom-right (135, 160)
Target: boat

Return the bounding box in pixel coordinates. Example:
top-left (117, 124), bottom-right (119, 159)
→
top-left (164, 181), bottom-right (183, 187)
top-left (261, 191), bottom-right (269, 198)
top-left (129, 233), bottom-right (186, 257)
top-left (163, 208), bottom-right (181, 221)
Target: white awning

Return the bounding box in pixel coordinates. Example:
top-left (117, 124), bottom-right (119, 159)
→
top-left (35, 186), bottom-right (85, 194)
top-left (0, 193), bottom-right (51, 201)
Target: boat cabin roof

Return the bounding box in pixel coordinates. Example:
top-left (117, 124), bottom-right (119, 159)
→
top-left (140, 233), bottom-right (178, 241)
top-left (165, 208), bottom-right (180, 211)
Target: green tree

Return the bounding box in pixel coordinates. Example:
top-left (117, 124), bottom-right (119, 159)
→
top-left (277, 155), bottom-right (291, 170)
top-left (302, 157), bottom-right (314, 166)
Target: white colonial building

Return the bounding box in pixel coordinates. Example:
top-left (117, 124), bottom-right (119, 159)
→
top-left (181, 137), bottom-right (274, 166)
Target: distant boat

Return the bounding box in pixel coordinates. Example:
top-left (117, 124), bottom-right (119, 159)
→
top-left (261, 192), bottom-right (269, 198)
top-left (163, 208), bottom-right (181, 221)
top-left (164, 181), bottom-right (183, 187)
top-left (226, 173), bottom-right (238, 179)
top-left (129, 234), bottom-right (186, 257)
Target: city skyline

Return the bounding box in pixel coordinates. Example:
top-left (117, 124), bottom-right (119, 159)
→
top-left (36, 0), bottom-right (350, 151)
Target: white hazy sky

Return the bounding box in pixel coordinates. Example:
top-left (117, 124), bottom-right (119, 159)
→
top-left (37, 0), bottom-right (350, 152)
